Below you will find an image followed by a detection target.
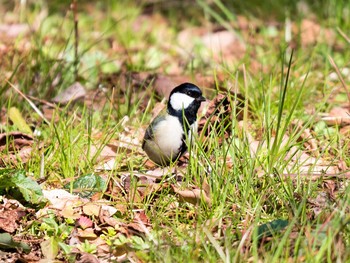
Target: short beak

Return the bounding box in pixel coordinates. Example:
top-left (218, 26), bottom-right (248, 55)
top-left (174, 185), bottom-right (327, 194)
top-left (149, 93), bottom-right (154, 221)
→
top-left (196, 95), bottom-right (206, 102)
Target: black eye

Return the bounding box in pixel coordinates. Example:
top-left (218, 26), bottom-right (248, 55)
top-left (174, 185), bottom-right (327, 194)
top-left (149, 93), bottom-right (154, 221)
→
top-left (186, 91), bottom-right (193, 96)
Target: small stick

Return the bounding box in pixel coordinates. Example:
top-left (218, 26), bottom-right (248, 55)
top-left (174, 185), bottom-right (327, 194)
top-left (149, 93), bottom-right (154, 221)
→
top-left (328, 55), bottom-right (350, 107)
top-left (337, 27), bottom-right (350, 44)
top-left (7, 80), bottom-right (49, 124)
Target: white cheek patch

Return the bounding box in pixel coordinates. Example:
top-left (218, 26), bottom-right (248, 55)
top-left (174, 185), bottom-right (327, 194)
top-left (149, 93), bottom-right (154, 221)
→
top-left (170, 93), bottom-right (195, 111)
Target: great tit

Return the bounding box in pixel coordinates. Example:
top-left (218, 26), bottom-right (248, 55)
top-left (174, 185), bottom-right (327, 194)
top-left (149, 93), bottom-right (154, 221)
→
top-left (142, 82), bottom-right (206, 166)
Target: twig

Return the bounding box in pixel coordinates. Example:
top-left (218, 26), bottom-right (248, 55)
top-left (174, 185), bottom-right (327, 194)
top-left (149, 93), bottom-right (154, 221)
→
top-left (284, 172), bottom-right (350, 180)
top-left (328, 55), bottom-right (350, 107)
top-left (6, 80), bottom-right (50, 125)
top-left (337, 27), bottom-right (350, 44)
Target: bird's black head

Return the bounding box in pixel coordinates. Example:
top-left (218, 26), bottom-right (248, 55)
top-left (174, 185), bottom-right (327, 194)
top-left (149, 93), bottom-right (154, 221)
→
top-left (167, 83), bottom-right (206, 126)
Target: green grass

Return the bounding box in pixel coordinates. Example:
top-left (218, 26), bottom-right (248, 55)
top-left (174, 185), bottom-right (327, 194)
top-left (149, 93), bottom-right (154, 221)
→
top-left (140, 50), bottom-right (350, 261)
top-left (0, 0), bottom-right (350, 262)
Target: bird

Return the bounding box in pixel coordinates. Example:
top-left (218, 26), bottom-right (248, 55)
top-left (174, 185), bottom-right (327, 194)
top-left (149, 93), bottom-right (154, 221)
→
top-left (142, 82), bottom-right (206, 166)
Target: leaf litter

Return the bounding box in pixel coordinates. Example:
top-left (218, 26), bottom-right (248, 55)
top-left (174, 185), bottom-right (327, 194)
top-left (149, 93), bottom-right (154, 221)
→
top-left (0, 2), bottom-right (350, 261)
top-left (2, 88), bottom-right (349, 260)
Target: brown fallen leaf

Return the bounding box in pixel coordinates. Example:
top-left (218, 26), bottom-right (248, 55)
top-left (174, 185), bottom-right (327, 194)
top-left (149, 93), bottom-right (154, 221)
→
top-left (323, 180), bottom-right (337, 200)
top-left (77, 216), bottom-right (93, 230)
top-left (245, 128), bottom-right (342, 178)
top-left (40, 189), bottom-right (83, 219)
top-left (291, 119), bottom-right (319, 156)
top-left (144, 159), bottom-right (157, 169)
top-left (60, 205), bottom-right (81, 220)
top-left (0, 131), bottom-right (33, 152)
top-left (308, 192), bottom-right (330, 218)
top-left (0, 107), bottom-right (6, 124)
top-left (82, 203), bottom-right (101, 217)
top-left (149, 102), bottom-right (166, 119)
top-left (201, 30), bottom-right (246, 61)
top-left (77, 228), bottom-right (97, 239)
top-left (93, 133), bottom-right (142, 171)
top-left (172, 185), bottom-right (211, 205)
top-left (340, 125), bottom-right (350, 135)
top-left (144, 166), bottom-right (177, 180)
top-left (0, 203), bottom-right (27, 233)
top-left (42, 189), bottom-right (81, 210)
top-left (127, 221), bottom-right (147, 237)
top-left (0, 131), bottom-right (34, 166)
top-left (297, 19), bottom-right (335, 47)
top-left (99, 210), bottom-right (120, 227)
top-left (322, 107), bottom-right (350, 126)
top-left (202, 30), bottom-right (240, 51)
top-left (152, 74), bottom-right (214, 100)
top-left (118, 174), bottom-right (143, 204)
top-left (299, 19), bottom-right (321, 47)
top-left (283, 144), bottom-right (341, 176)
top-left (52, 82), bottom-right (86, 104)
top-left (76, 252), bottom-right (99, 263)
top-left (127, 213), bottom-right (152, 237)
top-left (134, 210), bottom-right (150, 225)
top-left (153, 74), bottom-right (192, 98)
top-left (178, 26), bottom-right (246, 63)
top-left (94, 236), bottom-right (113, 259)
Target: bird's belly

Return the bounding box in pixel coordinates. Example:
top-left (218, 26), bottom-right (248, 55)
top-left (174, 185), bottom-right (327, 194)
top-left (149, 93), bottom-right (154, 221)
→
top-left (143, 115), bottom-right (184, 165)
top-left (153, 116), bottom-right (184, 158)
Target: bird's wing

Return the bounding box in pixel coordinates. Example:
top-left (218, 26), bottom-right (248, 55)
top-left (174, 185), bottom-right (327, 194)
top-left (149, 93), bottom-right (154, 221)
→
top-left (142, 109), bottom-right (167, 147)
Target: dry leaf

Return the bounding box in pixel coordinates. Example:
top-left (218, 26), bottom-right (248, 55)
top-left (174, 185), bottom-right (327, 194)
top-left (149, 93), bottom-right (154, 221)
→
top-left (99, 211), bottom-right (120, 227)
top-left (296, 19), bottom-right (336, 47)
top-left (300, 19), bottom-right (321, 46)
top-left (76, 252), bottom-right (99, 263)
top-left (77, 216), bottom-right (94, 230)
top-left (172, 185), bottom-right (211, 205)
top-left (82, 203), bottom-right (101, 217)
top-left (145, 167), bottom-right (176, 180)
top-left (153, 75), bottom-right (191, 98)
top-left (134, 210), bottom-right (150, 226)
top-left (292, 119), bottom-right (319, 156)
top-left (52, 82), bottom-right (86, 104)
top-left (59, 205), bottom-right (80, 219)
top-left (77, 228), bottom-right (97, 239)
top-left (93, 135), bottom-right (141, 171)
top-left (322, 107), bottom-right (350, 126)
top-left (0, 132), bottom-right (34, 166)
top-left (150, 102), bottom-right (166, 119)
top-left (127, 221), bottom-right (147, 236)
top-left (42, 189), bottom-right (81, 210)
top-left (0, 204), bottom-right (27, 233)
top-left (100, 204), bottom-right (118, 217)
top-left (201, 30), bottom-right (246, 61)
